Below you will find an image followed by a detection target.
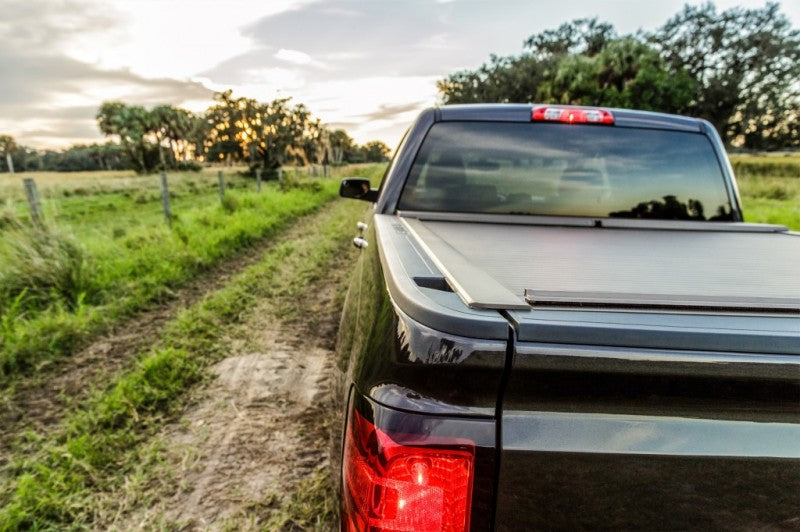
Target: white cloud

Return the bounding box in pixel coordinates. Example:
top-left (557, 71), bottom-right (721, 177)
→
top-left (275, 49), bottom-right (313, 65)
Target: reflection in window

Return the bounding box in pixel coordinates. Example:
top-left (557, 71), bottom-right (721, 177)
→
top-left (398, 122), bottom-right (734, 221)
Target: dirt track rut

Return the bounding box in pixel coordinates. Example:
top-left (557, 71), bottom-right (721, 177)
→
top-left (111, 203), bottom-right (356, 529)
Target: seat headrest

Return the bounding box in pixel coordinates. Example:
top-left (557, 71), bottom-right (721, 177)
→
top-left (431, 150), bottom-right (467, 187)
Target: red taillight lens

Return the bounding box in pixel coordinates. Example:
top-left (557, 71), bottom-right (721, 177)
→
top-left (342, 409), bottom-right (474, 532)
top-left (532, 106), bottom-right (614, 125)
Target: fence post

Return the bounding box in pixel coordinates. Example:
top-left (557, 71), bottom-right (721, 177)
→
top-left (217, 170), bottom-right (225, 200)
top-left (256, 168), bottom-right (262, 192)
top-left (277, 168), bottom-right (283, 184)
top-left (159, 171), bottom-right (172, 228)
top-left (23, 178), bottom-right (42, 226)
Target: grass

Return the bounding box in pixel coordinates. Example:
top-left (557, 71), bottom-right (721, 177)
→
top-left (732, 154), bottom-right (800, 230)
top-left (0, 182), bottom-right (334, 384)
top-left (263, 467), bottom-right (337, 530)
top-left (0, 189), bottom-right (374, 529)
top-left (730, 153), bottom-right (800, 178)
top-left (0, 165), bottom-right (382, 387)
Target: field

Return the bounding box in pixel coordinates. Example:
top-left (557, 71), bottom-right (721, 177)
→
top-left (0, 155), bottom-right (797, 529)
top-left (730, 153), bottom-right (800, 229)
top-left (0, 164), bottom-right (379, 529)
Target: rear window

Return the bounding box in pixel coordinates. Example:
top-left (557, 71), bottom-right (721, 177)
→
top-left (397, 122), bottom-right (734, 220)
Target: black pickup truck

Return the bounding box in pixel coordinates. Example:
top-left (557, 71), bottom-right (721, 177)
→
top-left (333, 104), bottom-right (800, 531)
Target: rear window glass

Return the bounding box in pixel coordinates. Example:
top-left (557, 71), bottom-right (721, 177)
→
top-left (397, 122), bottom-right (734, 220)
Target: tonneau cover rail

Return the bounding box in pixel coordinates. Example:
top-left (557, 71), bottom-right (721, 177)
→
top-left (525, 290), bottom-right (800, 314)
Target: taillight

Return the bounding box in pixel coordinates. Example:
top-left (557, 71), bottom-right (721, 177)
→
top-left (342, 408), bottom-right (474, 532)
top-left (532, 106), bottom-right (614, 125)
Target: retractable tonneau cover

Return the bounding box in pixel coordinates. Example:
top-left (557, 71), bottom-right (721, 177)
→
top-left (397, 215), bottom-right (800, 354)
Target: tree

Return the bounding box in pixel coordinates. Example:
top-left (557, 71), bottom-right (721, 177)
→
top-left (438, 5), bottom-right (800, 149)
top-left (328, 129), bottom-right (357, 164)
top-left (538, 38), bottom-right (695, 111)
top-left (97, 102), bottom-right (159, 173)
top-left (205, 91), bottom-right (323, 176)
top-left (651, 2), bottom-right (800, 149)
top-left (360, 141), bottom-right (391, 162)
top-left (0, 135), bottom-right (18, 173)
top-left (438, 18), bottom-right (617, 105)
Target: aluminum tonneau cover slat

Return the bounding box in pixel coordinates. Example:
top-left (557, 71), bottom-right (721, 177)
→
top-left (395, 214), bottom-right (800, 354)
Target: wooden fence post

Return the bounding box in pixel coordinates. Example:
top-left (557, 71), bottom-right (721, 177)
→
top-left (256, 168), bottom-right (262, 192)
top-left (23, 178), bottom-right (42, 226)
top-left (159, 171), bottom-right (172, 228)
top-left (217, 170), bottom-right (225, 200)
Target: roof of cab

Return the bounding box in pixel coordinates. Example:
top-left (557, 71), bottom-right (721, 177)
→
top-left (436, 103), bottom-right (703, 132)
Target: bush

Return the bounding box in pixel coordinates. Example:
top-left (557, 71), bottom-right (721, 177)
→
top-left (174, 161), bottom-right (203, 172)
top-left (0, 223), bottom-right (97, 312)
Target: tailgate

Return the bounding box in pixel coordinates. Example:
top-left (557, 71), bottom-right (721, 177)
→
top-left (495, 337), bottom-right (800, 530)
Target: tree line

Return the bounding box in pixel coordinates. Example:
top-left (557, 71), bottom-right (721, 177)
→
top-left (0, 91), bottom-right (390, 175)
top-left (438, 3), bottom-right (799, 150)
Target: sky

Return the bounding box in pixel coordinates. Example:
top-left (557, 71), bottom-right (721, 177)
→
top-left (1, 0), bottom-right (798, 150)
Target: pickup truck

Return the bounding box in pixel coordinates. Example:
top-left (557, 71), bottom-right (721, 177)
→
top-left (332, 104), bottom-right (800, 531)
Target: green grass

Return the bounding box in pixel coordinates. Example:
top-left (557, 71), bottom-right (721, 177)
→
top-left (733, 155), bottom-right (800, 230)
top-left (0, 165), bottom-right (383, 386)
top-left (262, 467), bottom-right (337, 530)
top-left (0, 192), bottom-right (372, 529)
top-left (730, 153), bottom-right (800, 178)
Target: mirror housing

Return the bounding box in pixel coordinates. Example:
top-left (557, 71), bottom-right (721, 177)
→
top-left (340, 178), bottom-right (378, 202)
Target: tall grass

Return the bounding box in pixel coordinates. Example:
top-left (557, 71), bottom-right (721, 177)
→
top-left (0, 174), bottom-right (354, 385)
top-left (0, 221), bottom-right (96, 312)
top-left (733, 155), bottom-right (800, 230)
top-left (730, 154), bottom-right (800, 179)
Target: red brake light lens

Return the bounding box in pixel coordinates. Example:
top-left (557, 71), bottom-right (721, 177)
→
top-left (532, 106), bottom-right (614, 125)
top-left (342, 409), bottom-right (474, 532)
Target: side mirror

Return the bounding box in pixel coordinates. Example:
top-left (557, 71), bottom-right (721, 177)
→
top-left (340, 178), bottom-right (378, 202)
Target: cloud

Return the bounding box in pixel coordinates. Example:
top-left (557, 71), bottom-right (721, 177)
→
top-left (202, 0), bottom-right (478, 85)
top-left (0, 0), bottom-right (214, 148)
top-left (359, 102), bottom-right (429, 122)
top-left (0, 0), bottom-right (120, 50)
top-left (275, 49), bottom-right (314, 66)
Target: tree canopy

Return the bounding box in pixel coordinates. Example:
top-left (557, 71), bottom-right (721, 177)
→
top-left (85, 91), bottom-right (388, 174)
top-left (438, 3), bottom-right (799, 149)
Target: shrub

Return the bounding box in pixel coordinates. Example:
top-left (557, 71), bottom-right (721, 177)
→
top-left (175, 161), bottom-right (203, 172)
top-left (0, 223), bottom-right (97, 312)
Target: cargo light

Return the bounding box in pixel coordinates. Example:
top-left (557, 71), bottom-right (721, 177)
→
top-left (532, 106), bottom-right (614, 125)
top-left (342, 409), bottom-right (474, 532)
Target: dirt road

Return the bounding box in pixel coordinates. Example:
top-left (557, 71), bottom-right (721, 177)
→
top-left (109, 203), bottom-right (359, 530)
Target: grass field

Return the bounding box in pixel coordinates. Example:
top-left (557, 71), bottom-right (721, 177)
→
top-left (0, 165), bottom-right (379, 386)
top-left (731, 153), bottom-right (800, 229)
